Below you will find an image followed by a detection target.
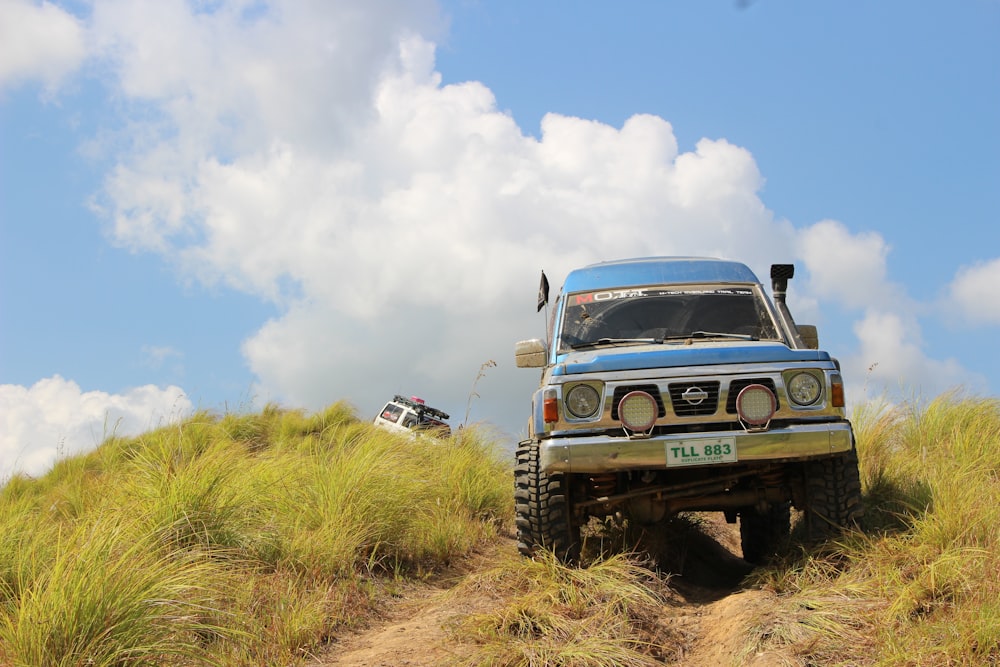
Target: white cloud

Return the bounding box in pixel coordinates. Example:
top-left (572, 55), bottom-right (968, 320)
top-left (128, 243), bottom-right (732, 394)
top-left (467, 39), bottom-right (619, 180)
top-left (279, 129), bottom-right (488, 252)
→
top-left (795, 219), bottom-right (901, 310)
top-left (0, 376), bottom-right (192, 479)
top-left (843, 310), bottom-right (982, 403)
top-left (29, 0), bottom-right (969, 437)
top-left (947, 257), bottom-right (1000, 325)
top-left (0, 0), bottom-right (86, 91)
top-left (792, 220), bottom-right (985, 401)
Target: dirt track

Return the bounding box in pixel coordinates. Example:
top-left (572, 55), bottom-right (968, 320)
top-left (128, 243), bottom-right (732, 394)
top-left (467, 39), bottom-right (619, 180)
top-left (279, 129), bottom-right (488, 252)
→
top-left (309, 518), bottom-right (788, 667)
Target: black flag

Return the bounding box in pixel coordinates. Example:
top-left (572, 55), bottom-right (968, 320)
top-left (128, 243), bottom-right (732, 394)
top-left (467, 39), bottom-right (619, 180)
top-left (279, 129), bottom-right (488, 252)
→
top-left (537, 271), bottom-right (549, 312)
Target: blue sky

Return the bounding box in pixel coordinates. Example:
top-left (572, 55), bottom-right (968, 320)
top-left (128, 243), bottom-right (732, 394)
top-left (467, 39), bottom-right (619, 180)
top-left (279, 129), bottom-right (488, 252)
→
top-left (1, 0), bottom-right (998, 479)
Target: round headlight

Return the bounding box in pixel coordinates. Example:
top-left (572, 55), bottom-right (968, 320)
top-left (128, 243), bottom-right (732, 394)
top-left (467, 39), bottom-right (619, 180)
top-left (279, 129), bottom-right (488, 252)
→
top-left (788, 372), bottom-right (822, 406)
top-left (618, 390), bottom-right (658, 431)
top-left (565, 384), bottom-right (601, 418)
top-left (736, 384), bottom-right (776, 426)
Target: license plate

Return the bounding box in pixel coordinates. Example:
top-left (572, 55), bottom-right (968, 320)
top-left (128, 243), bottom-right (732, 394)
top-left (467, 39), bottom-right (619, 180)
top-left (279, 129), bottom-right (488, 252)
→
top-left (666, 437), bottom-right (737, 467)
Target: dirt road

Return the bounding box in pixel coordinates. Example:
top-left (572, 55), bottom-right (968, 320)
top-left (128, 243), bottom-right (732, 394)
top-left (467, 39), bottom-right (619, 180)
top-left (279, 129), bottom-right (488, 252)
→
top-left (309, 520), bottom-right (786, 667)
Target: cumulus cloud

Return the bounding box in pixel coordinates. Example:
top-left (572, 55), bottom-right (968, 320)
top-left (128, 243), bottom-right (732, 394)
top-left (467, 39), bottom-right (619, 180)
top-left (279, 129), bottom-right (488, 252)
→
top-left (843, 310), bottom-right (981, 402)
top-left (7, 0), bottom-right (974, 448)
top-left (0, 0), bottom-right (86, 91)
top-left (97, 33), bottom-right (806, 427)
top-left (795, 219), bottom-right (901, 310)
top-left (0, 376), bottom-right (192, 479)
top-left (74, 0), bottom-right (973, 431)
top-left (793, 220), bottom-right (986, 400)
top-left (947, 257), bottom-right (1000, 325)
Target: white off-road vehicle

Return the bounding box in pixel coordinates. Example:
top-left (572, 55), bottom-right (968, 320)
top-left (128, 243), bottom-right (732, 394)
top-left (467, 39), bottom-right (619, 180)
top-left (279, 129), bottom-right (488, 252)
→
top-left (515, 257), bottom-right (863, 563)
top-left (374, 395), bottom-right (451, 438)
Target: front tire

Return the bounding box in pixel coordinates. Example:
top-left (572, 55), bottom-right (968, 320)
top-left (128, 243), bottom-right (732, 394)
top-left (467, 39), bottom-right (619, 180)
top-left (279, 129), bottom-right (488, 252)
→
top-left (802, 448), bottom-right (864, 540)
top-left (514, 440), bottom-right (581, 563)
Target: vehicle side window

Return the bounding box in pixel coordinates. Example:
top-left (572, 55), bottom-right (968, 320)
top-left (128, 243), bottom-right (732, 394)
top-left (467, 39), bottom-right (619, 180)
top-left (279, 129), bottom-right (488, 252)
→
top-left (381, 404), bottom-right (404, 423)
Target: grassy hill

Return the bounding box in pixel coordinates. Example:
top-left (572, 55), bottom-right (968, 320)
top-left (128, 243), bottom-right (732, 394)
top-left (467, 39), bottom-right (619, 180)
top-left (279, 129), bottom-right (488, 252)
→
top-left (0, 403), bottom-right (511, 665)
top-left (1, 393), bottom-right (998, 665)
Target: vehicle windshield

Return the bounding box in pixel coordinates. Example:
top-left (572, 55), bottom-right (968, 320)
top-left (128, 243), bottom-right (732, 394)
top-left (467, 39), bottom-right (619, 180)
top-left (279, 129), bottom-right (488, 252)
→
top-left (557, 286), bottom-right (780, 352)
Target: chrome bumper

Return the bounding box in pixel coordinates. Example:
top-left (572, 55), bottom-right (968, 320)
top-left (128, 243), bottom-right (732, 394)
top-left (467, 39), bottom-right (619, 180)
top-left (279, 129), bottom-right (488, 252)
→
top-left (539, 422), bottom-right (854, 473)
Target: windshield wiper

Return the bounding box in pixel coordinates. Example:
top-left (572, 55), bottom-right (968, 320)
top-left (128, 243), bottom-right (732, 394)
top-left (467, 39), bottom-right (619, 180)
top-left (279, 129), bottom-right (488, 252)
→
top-left (569, 331), bottom-right (760, 350)
top-left (663, 331), bottom-right (758, 341)
top-left (569, 337), bottom-right (660, 350)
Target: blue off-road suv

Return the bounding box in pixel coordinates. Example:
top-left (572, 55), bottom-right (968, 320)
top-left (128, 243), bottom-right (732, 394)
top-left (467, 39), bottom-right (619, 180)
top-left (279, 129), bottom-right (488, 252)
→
top-left (514, 257), bottom-right (862, 563)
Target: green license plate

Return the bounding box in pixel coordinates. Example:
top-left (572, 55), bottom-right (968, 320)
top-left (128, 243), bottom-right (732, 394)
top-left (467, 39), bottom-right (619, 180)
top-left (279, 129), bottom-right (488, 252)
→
top-left (665, 437), bottom-right (737, 467)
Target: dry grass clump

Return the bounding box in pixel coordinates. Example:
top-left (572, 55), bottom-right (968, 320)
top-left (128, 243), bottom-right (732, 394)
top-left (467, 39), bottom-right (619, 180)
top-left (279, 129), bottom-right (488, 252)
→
top-left (447, 548), bottom-right (681, 667)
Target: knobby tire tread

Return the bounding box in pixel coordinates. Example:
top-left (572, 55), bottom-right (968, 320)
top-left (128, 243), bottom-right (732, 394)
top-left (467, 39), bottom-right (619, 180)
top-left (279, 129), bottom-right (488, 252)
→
top-left (804, 448), bottom-right (864, 540)
top-left (514, 441), bottom-right (580, 563)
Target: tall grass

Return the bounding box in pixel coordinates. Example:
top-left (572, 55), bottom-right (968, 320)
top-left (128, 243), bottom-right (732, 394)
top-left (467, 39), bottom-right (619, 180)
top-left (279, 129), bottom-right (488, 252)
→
top-left (0, 403), bottom-right (511, 666)
top-left (5, 392), bottom-right (999, 665)
top-left (747, 392), bottom-right (1000, 665)
top-left (1, 517), bottom-right (236, 666)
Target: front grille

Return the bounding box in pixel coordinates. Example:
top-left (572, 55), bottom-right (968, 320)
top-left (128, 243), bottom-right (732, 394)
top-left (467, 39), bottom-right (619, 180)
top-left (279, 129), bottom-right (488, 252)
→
top-left (726, 378), bottom-right (779, 413)
top-left (667, 381), bottom-right (721, 416)
top-left (611, 385), bottom-right (665, 420)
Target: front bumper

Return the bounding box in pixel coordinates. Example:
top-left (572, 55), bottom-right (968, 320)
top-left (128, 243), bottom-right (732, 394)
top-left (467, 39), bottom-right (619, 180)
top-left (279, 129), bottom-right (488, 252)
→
top-left (539, 421), bottom-right (854, 473)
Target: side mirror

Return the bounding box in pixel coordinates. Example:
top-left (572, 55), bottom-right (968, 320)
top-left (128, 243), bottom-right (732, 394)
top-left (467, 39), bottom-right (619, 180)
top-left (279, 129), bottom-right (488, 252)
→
top-left (797, 324), bottom-right (819, 350)
top-left (515, 339), bottom-right (547, 368)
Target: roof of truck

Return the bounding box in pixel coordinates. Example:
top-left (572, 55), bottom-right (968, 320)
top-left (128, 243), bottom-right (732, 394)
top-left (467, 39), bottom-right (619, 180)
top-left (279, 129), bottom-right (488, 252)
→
top-left (561, 257), bottom-right (760, 293)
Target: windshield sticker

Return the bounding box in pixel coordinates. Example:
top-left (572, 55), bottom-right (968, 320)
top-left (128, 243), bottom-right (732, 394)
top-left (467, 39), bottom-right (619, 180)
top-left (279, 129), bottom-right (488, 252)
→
top-left (571, 287), bottom-right (752, 304)
top-left (573, 289), bottom-right (647, 304)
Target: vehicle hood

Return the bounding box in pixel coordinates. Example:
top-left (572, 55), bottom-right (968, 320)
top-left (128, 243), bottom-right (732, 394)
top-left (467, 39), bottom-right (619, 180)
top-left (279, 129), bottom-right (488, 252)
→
top-left (550, 341), bottom-right (830, 376)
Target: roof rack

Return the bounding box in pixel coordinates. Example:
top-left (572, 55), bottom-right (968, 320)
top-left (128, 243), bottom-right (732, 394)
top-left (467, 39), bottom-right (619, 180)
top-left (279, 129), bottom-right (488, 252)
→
top-left (392, 395), bottom-right (450, 422)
